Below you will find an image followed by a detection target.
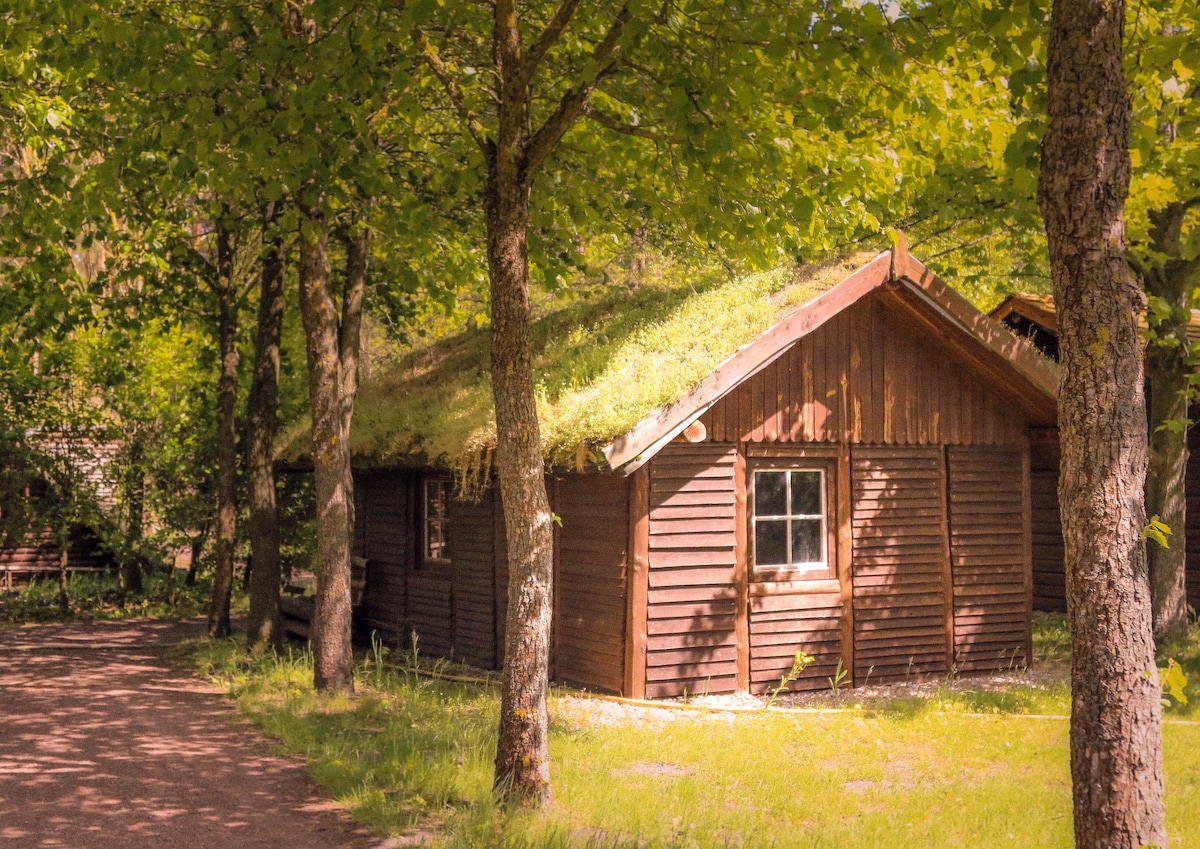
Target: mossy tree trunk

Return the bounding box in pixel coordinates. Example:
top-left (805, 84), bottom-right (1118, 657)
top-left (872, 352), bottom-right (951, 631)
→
top-left (1038, 0), bottom-right (1166, 845)
top-left (207, 216), bottom-right (239, 639)
top-left (1144, 200), bottom-right (1200, 645)
top-left (419, 0), bottom-right (630, 806)
top-left (246, 204), bottom-right (287, 652)
top-left (296, 202), bottom-right (368, 694)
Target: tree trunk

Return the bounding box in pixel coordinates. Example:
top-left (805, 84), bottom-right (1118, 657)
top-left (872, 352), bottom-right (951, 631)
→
top-left (246, 205), bottom-right (287, 652)
top-left (185, 521), bottom-right (208, 587)
top-left (121, 437), bottom-right (145, 595)
top-left (486, 166), bottom-right (555, 805)
top-left (57, 540), bottom-right (69, 614)
top-left (1145, 201), bottom-right (1196, 645)
top-left (1038, 0), bottom-right (1166, 845)
top-left (336, 223), bottom-right (368, 568)
top-left (207, 219), bottom-right (239, 639)
top-left (297, 201), bottom-right (354, 694)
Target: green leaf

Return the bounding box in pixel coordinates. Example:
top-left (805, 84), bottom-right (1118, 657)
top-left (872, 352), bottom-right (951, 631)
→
top-left (1160, 658), bottom-right (1189, 708)
top-left (1141, 515), bottom-right (1173, 549)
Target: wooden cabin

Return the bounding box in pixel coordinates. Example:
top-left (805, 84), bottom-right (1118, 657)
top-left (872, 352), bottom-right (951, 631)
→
top-left (0, 524), bottom-right (115, 589)
top-left (992, 294), bottom-right (1200, 613)
top-left (0, 439), bottom-right (120, 590)
top-left (329, 245), bottom-right (1059, 698)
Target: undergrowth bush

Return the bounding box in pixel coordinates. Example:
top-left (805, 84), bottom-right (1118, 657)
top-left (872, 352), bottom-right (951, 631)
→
top-left (0, 568), bottom-right (243, 623)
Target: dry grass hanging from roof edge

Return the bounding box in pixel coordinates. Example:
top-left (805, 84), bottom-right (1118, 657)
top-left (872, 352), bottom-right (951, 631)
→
top-left (453, 444), bottom-right (494, 503)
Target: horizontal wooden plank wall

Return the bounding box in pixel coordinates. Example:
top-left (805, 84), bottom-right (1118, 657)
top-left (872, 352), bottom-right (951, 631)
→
top-left (947, 446), bottom-right (1030, 672)
top-left (0, 526), bottom-right (113, 575)
top-left (698, 294), bottom-right (1028, 448)
top-left (450, 490), bottom-right (497, 670)
top-left (494, 491), bottom-right (509, 663)
top-left (1029, 466), bottom-right (1066, 613)
top-left (554, 474), bottom-right (629, 693)
top-left (1187, 422), bottom-right (1200, 612)
top-left (748, 586), bottom-right (842, 694)
top-left (850, 446), bottom-right (949, 682)
top-left (645, 443), bottom-right (739, 698)
top-left (353, 484), bottom-right (367, 560)
top-left (356, 472), bottom-right (410, 645)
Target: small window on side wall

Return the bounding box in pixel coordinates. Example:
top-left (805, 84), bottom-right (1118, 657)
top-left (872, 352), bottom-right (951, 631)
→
top-left (752, 468), bottom-right (827, 575)
top-left (424, 478), bottom-right (451, 562)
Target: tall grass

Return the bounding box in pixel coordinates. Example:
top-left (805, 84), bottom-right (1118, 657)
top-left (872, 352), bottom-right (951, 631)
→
top-left (185, 628), bottom-right (1200, 849)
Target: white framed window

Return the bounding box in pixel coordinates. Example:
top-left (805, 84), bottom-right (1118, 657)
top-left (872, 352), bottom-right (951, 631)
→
top-left (423, 478), bottom-right (451, 562)
top-left (752, 468), bottom-right (828, 574)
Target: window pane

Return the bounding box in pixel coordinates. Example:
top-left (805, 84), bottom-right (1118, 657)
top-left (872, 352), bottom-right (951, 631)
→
top-left (755, 520), bottom-right (788, 567)
top-left (427, 521), bottom-right (447, 560)
top-left (425, 480), bottom-right (451, 560)
top-left (427, 481), bottom-right (449, 522)
top-left (755, 471), bottom-right (787, 516)
top-left (790, 470), bottom-right (823, 516)
top-left (791, 519), bottom-right (823, 564)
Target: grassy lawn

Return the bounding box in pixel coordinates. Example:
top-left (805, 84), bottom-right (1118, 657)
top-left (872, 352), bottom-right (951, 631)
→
top-left (185, 616), bottom-right (1200, 848)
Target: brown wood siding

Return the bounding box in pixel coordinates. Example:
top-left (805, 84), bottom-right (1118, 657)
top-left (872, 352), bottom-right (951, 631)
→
top-left (356, 472), bottom-right (410, 644)
top-left (850, 446), bottom-right (949, 682)
top-left (0, 525), bottom-right (114, 581)
top-left (494, 491), bottom-right (509, 662)
top-left (554, 475), bottom-right (628, 693)
top-left (947, 447), bottom-right (1030, 672)
top-left (748, 588), bottom-right (843, 693)
top-left (450, 490), bottom-right (497, 670)
top-left (1030, 466), bottom-right (1066, 612)
top-left (353, 480), bottom-right (367, 560)
top-left (408, 568), bottom-right (453, 658)
top-left (699, 294), bottom-right (1027, 448)
top-left (645, 443), bottom-right (739, 698)
top-left (1186, 422), bottom-right (1200, 612)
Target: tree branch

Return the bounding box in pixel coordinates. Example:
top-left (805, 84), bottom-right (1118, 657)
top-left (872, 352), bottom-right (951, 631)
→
top-left (517, 0), bottom-right (582, 90)
top-left (523, 3), bottom-right (630, 177)
top-left (413, 27), bottom-right (490, 155)
top-left (583, 102), bottom-right (670, 141)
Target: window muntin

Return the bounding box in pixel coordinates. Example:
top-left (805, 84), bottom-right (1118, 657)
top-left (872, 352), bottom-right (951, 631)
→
top-left (423, 478), bottom-right (451, 562)
top-left (752, 469), bottom-right (827, 572)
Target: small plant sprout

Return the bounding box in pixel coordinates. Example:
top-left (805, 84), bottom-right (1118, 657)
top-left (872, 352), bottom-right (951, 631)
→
top-left (766, 650), bottom-right (815, 707)
top-left (406, 630), bottom-right (420, 668)
top-left (828, 658), bottom-right (850, 693)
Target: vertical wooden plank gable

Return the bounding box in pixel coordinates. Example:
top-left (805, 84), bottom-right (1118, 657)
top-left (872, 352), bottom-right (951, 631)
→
top-left (692, 294), bottom-right (1037, 451)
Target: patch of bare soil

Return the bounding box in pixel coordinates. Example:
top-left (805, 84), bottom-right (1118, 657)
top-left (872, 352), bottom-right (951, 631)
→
top-left (0, 618), bottom-right (394, 849)
top-left (554, 663), bottom-right (1071, 730)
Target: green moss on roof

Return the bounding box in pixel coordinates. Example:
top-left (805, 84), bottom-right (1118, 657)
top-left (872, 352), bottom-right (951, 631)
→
top-left (278, 251), bottom-right (879, 472)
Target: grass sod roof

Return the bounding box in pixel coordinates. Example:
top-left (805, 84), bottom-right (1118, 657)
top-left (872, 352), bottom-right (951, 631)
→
top-left (277, 251), bottom-right (879, 479)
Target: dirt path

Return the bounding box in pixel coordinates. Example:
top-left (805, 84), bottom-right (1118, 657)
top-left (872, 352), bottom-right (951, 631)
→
top-left (0, 619), bottom-right (392, 849)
